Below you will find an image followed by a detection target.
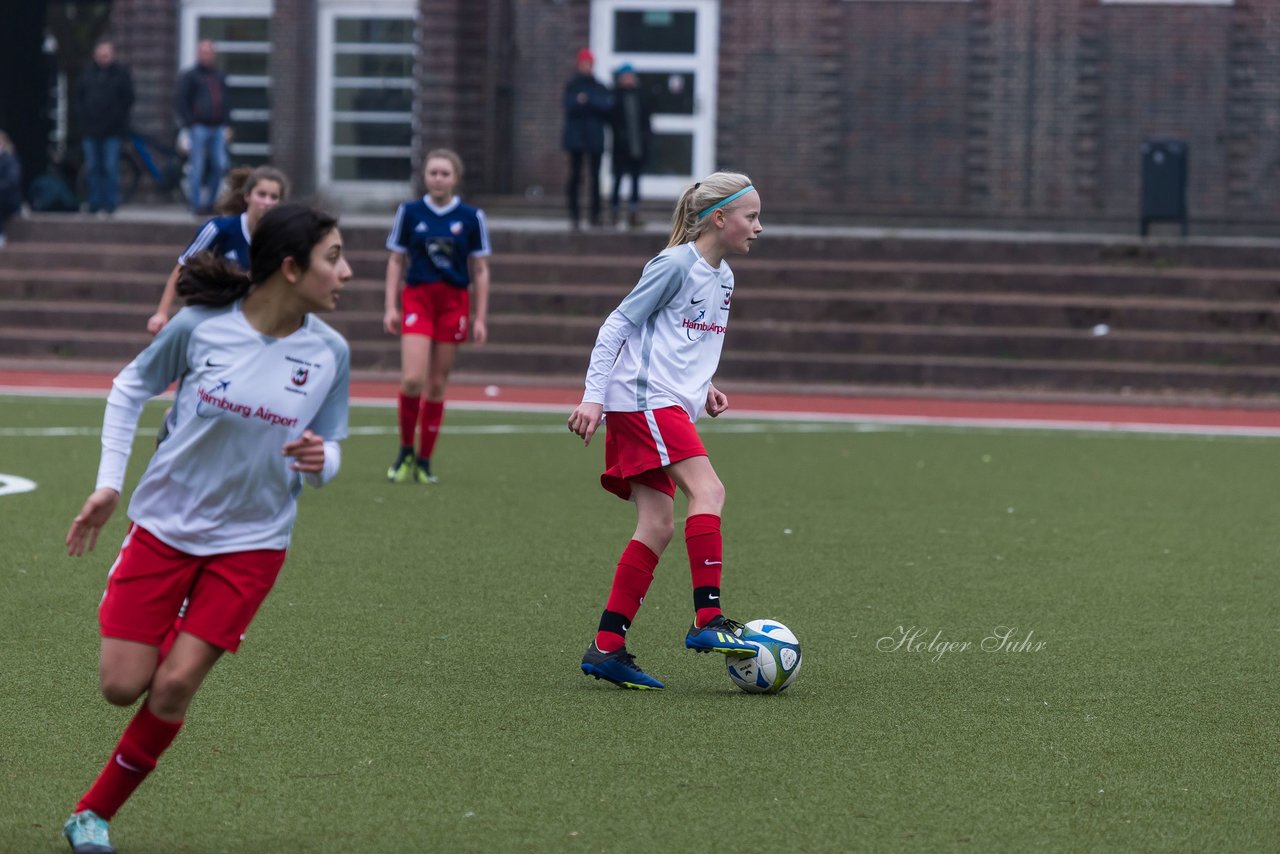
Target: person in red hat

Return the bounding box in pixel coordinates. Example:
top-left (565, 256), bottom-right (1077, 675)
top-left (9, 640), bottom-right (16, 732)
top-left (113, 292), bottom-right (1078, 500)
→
top-left (561, 48), bottom-right (613, 230)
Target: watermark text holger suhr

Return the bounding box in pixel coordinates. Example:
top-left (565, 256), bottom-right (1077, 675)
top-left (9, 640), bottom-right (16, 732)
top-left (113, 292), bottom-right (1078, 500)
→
top-left (876, 626), bottom-right (1046, 663)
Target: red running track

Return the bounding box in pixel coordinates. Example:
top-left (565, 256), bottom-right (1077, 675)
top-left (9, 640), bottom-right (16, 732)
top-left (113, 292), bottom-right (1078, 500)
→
top-left (5, 369), bottom-right (1280, 435)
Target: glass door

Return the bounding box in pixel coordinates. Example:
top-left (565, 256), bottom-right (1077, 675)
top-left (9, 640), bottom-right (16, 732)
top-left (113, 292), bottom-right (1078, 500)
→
top-left (316, 0), bottom-right (415, 204)
top-left (591, 0), bottom-right (719, 198)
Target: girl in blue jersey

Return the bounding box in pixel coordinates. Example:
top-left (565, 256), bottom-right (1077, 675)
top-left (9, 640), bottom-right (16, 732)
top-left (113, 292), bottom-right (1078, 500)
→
top-left (568, 172), bottom-right (764, 690)
top-left (147, 165), bottom-right (289, 334)
top-left (62, 203), bottom-right (352, 854)
top-left (383, 148), bottom-right (492, 484)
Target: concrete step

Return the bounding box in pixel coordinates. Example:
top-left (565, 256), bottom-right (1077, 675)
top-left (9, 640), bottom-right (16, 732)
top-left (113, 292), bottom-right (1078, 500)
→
top-left (10, 298), bottom-right (1280, 366)
top-left (12, 241), bottom-right (1280, 302)
top-left (12, 212), bottom-right (1280, 268)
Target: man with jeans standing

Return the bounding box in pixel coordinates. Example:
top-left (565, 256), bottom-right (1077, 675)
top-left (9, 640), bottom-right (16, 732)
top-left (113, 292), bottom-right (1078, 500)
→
top-left (175, 40), bottom-right (231, 215)
top-left (76, 40), bottom-right (134, 215)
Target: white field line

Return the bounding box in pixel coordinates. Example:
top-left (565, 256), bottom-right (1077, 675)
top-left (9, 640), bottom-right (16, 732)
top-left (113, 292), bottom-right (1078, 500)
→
top-left (3, 416), bottom-right (1280, 440)
top-left (5, 388), bottom-right (1280, 438)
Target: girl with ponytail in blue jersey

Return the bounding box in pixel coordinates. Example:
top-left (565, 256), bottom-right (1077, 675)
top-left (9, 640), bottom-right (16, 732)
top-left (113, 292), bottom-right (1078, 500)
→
top-left (383, 149), bottom-right (492, 485)
top-left (147, 165), bottom-right (289, 334)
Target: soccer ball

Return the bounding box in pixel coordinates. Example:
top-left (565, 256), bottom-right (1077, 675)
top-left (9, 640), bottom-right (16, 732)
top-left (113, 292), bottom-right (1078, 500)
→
top-left (726, 619), bottom-right (802, 694)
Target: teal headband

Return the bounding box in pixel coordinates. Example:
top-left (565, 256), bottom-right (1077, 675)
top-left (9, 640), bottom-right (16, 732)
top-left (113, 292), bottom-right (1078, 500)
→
top-left (696, 185), bottom-right (755, 218)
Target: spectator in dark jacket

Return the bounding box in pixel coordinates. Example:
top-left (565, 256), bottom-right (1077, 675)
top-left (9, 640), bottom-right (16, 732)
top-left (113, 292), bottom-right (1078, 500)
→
top-left (174, 39), bottom-right (231, 215)
top-left (0, 131), bottom-right (21, 247)
top-left (75, 41), bottom-right (134, 215)
top-left (609, 64), bottom-right (653, 230)
top-left (562, 48), bottom-right (613, 230)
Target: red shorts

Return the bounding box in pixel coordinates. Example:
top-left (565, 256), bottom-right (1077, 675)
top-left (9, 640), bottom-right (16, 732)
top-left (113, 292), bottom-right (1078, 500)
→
top-left (601, 407), bottom-right (708, 500)
top-left (402, 282), bottom-right (470, 343)
top-left (98, 524), bottom-right (287, 653)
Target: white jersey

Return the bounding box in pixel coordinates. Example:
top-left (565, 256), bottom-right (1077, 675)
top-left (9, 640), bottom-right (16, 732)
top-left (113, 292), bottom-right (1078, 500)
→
top-left (595, 242), bottom-right (735, 421)
top-left (97, 301), bottom-right (350, 555)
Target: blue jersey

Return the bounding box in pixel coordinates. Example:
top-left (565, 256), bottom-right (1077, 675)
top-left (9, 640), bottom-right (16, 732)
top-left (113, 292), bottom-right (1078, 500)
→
top-left (386, 195), bottom-right (491, 288)
top-left (179, 213), bottom-right (252, 269)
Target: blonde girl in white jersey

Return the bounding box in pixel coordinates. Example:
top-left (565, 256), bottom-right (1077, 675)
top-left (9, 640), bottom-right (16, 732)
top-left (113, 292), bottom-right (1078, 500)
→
top-left (568, 171), bottom-right (764, 690)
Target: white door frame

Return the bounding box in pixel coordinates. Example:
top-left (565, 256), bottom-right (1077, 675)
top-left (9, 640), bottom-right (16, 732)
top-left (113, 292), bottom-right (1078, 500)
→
top-left (315, 0), bottom-right (416, 206)
top-left (590, 0), bottom-right (720, 199)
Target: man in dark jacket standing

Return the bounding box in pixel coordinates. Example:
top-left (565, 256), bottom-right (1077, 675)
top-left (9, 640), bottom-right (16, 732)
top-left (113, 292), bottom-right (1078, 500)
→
top-left (562, 48), bottom-right (613, 230)
top-left (609, 64), bottom-right (652, 229)
top-left (75, 40), bottom-right (134, 215)
top-left (175, 39), bottom-right (231, 215)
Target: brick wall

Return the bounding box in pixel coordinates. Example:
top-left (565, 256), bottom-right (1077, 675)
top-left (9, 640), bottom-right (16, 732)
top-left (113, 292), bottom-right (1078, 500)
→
top-left (507, 0), bottom-right (594, 202)
top-left (270, 0), bottom-right (317, 196)
top-left (106, 0), bottom-right (177, 139)
top-left (718, 0), bottom-right (845, 206)
top-left (835, 0), bottom-right (974, 212)
top-left (104, 0), bottom-right (1280, 231)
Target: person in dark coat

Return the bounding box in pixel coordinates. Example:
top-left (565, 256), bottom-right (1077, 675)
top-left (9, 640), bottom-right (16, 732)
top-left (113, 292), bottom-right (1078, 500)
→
top-left (0, 130), bottom-right (22, 248)
top-left (609, 64), bottom-right (653, 229)
top-left (175, 39), bottom-right (232, 216)
top-left (562, 48), bottom-right (613, 230)
top-left (75, 40), bottom-right (134, 215)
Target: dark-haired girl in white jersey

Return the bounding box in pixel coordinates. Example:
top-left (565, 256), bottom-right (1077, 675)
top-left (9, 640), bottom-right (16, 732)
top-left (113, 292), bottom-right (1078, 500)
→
top-left (568, 172), bottom-right (764, 690)
top-left (62, 203), bottom-right (351, 854)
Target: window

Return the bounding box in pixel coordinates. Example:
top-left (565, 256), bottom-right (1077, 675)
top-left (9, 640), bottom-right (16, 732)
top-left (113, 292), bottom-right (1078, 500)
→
top-left (318, 1), bottom-right (415, 193)
top-left (181, 2), bottom-right (273, 163)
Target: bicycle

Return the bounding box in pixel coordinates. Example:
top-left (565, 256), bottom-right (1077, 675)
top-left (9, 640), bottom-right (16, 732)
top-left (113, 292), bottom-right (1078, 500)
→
top-left (77, 130), bottom-right (190, 206)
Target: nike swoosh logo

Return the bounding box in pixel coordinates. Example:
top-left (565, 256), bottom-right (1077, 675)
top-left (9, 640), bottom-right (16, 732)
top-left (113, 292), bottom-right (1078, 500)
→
top-left (704, 559), bottom-right (722, 565)
top-left (708, 594), bottom-right (719, 600)
top-left (206, 358), bottom-right (228, 368)
top-left (115, 753), bottom-right (145, 773)
top-left (691, 297), bottom-right (706, 305)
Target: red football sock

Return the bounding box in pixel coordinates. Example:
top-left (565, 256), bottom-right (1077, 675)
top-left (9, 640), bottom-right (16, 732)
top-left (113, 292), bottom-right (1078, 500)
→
top-left (418, 400), bottom-right (445, 460)
top-left (594, 540), bottom-right (660, 652)
top-left (397, 392), bottom-right (420, 448)
top-left (76, 703), bottom-right (184, 820)
top-left (686, 513), bottom-right (723, 627)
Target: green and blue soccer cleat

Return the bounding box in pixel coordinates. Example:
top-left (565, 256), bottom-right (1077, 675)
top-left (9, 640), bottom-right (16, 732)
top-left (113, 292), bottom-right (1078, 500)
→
top-left (685, 615), bottom-right (757, 658)
top-left (63, 809), bottom-right (114, 854)
top-left (386, 448), bottom-right (414, 483)
top-left (581, 642), bottom-right (664, 690)
top-left (413, 457), bottom-right (439, 484)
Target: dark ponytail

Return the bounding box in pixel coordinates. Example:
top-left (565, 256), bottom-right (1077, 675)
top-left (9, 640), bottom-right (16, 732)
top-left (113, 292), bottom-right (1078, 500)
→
top-left (176, 252), bottom-right (252, 307)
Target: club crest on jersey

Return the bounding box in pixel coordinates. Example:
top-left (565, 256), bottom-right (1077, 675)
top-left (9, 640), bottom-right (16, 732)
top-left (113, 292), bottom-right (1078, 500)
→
top-left (291, 367), bottom-right (309, 387)
top-left (450, 220), bottom-right (464, 235)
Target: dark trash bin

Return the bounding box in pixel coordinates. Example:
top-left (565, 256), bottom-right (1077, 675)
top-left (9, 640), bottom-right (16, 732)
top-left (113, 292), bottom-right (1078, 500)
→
top-left (1140, 139), bottom-right (1188, 237)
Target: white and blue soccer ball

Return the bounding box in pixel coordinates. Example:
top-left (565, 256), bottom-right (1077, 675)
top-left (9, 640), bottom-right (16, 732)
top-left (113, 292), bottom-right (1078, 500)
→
top-left (726, 619), bottom-right (802, 694)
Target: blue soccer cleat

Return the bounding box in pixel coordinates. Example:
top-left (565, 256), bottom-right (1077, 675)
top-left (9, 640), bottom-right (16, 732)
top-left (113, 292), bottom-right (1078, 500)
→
top-left (63, 809), bottom-right (115, 854)
top-left (685, 615), bottom-right (757, 658)
top-left (581, 642), bottom-right (664, 690)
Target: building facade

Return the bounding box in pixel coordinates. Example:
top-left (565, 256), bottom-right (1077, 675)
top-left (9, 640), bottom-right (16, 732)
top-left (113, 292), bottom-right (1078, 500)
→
top-left (107, 0), bottom-right (1280, 231)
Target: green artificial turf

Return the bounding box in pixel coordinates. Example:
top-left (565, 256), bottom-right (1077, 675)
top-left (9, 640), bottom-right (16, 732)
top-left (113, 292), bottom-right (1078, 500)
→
top-left (1, 395), bottom-right (1277, 852)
